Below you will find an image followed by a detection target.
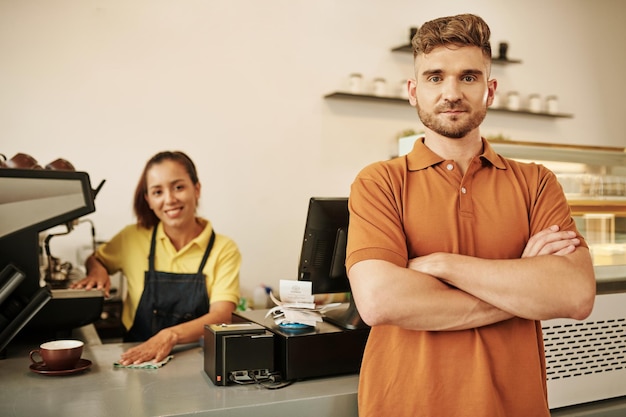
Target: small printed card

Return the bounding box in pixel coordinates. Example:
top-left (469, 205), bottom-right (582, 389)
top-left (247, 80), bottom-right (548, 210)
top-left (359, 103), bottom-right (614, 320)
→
top-left (279, 280), bottom-right (314, 305)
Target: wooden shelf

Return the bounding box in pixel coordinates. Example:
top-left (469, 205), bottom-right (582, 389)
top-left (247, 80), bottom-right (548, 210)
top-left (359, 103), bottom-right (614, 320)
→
top-left (324, 92), bottom-right (573, 118)
top-left (324, 91), bottom-right (410, 105)
top-left (390, 44), bottom-right (414, 53)
top-left (390, 44), bottom-right (522, 64)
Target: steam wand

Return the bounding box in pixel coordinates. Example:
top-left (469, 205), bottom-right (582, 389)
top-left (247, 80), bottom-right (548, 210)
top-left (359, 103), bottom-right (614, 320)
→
top-left (43, 218), bottom-right (97, 281)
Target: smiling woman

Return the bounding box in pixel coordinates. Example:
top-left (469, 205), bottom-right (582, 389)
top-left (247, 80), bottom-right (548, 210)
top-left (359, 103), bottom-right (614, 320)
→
top-left (146, 161), bottom-right (202, 242)
top-left (70, 151), bottom-right (241, 366)
top-left (137, 152), bottom-right (203, 250)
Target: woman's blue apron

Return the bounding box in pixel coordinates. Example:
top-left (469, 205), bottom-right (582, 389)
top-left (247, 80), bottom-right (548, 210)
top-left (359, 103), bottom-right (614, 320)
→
top-left (124, 225), bottom-right (215, 342)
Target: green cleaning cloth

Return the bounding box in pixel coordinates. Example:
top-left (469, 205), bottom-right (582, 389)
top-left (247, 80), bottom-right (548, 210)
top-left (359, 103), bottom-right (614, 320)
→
top-left (113, 355), bottom-right (174, 369)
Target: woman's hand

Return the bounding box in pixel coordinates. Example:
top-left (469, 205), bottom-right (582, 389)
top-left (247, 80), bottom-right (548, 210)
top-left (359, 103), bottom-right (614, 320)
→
top-left (118, 302), bottom-right (236, 365)
top-left (118, 329), bottom-right (179, 365)
top-left (69, 255), bottom-right (111, 297)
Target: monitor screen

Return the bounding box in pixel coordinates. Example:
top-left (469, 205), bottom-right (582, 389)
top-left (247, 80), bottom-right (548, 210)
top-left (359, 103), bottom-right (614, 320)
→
top-left (298, 197), bottom-right (367, 330)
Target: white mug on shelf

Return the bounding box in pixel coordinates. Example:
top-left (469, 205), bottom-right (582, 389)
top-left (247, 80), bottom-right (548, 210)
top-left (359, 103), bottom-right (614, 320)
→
top-left (348, 73), bottom-right (362, 94)
top-left (373, 77), bottom-right (387, 96)
top-left (506, 91), bottom-right (520, 111)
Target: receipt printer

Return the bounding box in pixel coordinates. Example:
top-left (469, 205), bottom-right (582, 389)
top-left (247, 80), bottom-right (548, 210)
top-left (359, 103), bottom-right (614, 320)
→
top-left (204, 322), bottom-right (274, 386)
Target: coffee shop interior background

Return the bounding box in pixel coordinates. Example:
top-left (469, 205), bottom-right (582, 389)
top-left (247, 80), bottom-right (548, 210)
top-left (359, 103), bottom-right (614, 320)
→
top-left (1, 0), bottom-right (625, 301)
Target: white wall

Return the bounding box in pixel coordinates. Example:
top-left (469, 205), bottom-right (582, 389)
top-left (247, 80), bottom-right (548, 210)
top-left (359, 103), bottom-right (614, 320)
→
top-left (1, 0), bottom-right (625, 300)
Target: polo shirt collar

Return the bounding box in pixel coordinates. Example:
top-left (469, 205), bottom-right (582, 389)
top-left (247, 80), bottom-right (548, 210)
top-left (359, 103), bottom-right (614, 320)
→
top-left (155, 218), bottom-right (214, 251)
top-left (406, 136), bottom-right (507, 171)
top-left (479, 139), bottom-right (507, 169)
top-left (406, 136), bottom-right (443, 171)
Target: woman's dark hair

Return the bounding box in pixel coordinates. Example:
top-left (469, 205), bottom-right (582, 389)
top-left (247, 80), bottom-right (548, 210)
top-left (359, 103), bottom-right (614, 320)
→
top-left (133, 151), bottom-right (199, 229)
top-left (412, 14), bottom-right (492, 60)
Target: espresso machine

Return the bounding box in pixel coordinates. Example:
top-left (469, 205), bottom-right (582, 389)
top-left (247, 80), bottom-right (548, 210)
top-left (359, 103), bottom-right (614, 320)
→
top-left (0, 165), bottom-right (106, 356)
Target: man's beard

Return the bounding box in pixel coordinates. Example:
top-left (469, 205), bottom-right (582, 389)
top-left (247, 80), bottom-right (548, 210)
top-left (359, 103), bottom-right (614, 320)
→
top-left (416, 100), bottom-right (487, 139)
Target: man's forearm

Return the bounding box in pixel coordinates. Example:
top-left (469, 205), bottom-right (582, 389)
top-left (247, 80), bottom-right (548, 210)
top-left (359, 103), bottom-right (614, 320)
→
top-left (349, 260), bottom-right (514, 331)
top-left (420, 249), bottom-right (595, 321)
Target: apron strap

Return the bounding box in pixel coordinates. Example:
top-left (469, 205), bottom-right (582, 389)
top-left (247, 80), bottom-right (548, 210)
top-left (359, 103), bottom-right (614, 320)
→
top-left (197, 230), bottom-right (216, 274)
top-left (148, 224), bottom-right (216, 274)
top-left (148, 224), bottom-right (158, 272)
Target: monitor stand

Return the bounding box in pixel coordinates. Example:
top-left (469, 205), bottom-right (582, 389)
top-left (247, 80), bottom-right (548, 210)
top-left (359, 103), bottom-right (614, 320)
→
top-left (323, 297), bottom-right (369, 330)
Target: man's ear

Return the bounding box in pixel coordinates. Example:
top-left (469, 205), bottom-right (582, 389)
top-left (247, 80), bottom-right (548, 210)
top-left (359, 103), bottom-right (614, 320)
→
top-left (486, 78), bottom-right (498, 107)
top-left (407, 78), bottom-right (418, 107)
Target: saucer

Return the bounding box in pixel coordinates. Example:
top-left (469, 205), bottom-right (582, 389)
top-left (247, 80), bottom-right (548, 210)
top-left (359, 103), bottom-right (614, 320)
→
top-left (29, 358), bottom-right (92, 376)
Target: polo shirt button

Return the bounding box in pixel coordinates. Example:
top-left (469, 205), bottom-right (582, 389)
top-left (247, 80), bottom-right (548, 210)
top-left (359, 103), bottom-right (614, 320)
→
top-left (461, 187), bottom-right (467, 194)
top-left (446, 163), bottom-right (454, 171)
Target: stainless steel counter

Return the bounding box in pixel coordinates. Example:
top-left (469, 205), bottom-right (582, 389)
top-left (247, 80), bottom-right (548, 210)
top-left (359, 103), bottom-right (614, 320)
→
top-left (0, 339), bottom-right (359, 417)
top-left (0, 326), bottom-right (625, 417)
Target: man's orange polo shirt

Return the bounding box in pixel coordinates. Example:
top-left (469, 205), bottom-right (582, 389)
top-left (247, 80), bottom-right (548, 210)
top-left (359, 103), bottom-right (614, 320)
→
top-left (347, 138), bottom-right (585, 417)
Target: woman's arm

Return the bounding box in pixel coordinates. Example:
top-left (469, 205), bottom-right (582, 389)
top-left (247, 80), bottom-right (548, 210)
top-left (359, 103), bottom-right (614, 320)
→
top-left (118, 300), bottom-right (236, 365)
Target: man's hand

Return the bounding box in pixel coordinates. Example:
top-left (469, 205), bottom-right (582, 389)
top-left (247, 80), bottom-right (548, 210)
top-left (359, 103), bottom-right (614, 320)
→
top-left (521, 225), bottom-right (580, 258)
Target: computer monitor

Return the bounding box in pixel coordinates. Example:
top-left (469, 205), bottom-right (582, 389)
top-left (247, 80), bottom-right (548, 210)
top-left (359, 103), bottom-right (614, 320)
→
top-left (297, 197), bottom-right (368, 330)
